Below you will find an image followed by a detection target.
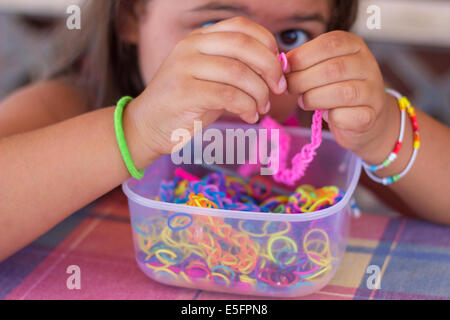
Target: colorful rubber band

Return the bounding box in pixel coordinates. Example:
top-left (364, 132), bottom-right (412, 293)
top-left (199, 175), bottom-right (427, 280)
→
top-left (114, 96), bottom-right (145, 180)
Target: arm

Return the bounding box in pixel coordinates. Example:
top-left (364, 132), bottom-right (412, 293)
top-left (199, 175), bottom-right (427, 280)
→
top-left (286, 31), bottom-right (450, 225)
top-left (363, 103), bottom-right (450, 224)
top-left (0, 17), bottom-right (287, 261)
top-left (0, 84), bottom-right (157, 262)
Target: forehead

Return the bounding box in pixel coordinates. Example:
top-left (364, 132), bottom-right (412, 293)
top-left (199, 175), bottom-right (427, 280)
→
top-left (171, 0), bottom-right (332, 22)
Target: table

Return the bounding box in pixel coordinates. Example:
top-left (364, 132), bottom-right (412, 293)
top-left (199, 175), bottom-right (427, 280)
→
top-left (1, 187), bottom-right (449, 300)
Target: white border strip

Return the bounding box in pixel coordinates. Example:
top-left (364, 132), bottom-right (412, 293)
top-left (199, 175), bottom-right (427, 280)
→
top-left (354, 0), bottom-right (450, 47)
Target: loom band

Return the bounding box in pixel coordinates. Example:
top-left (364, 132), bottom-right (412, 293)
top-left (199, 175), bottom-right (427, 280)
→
top-left (267, 235), bottom-right (298, 263)
top-left (179, 271), bottom-right (193, 284)
top-left (149, 262), bottom-right (183, 274)
top-left (275, 248), bottom-right (301, 269)
top-left (239, 263), bottom-right (257, 276)
top-left (277, 272), bottom-right (299, 286)
top-left (186, 265), bottom-right (212, 279)
top-left (303, 197), bottom-right (334, 212)
top-left (211, 265), bottom-right (236, 281)
top-left (160, 228), bottom-right (182, 248)
top-left (211, 272), bottom-right (231, 286)
top-left (161, 234), bottom-right (196, 256)
top-left (167, 213), bottom-right (194, 232)
top-left (198, 239), bottom-right (217, 253)
top-left (132, 219), bottom-right (155, 237)
top-left (230, 233), bottom-right (257, 252)
top-left (154, 248), bottom-right (183, 265)
top-left (225, 176), bottom-right (249, 188)
top-left (238, 220), bottom-right (268, 238)
top-left (304, 238), bottom-right (330, 255)
top-left (236, 191), bottom-right (254, 202)
top-left (292, 190), bottom-right (313, 206)
top-left (239, 275), bottom-right (257, 284)
top-left (258, 268), bottom-right (299, 287)
top-left (303, 229), bottom-right (331, 253)
top-left (263, 221), bottom-right (291, 237)
top-left (210, 192), bottom-right (226, 209)
top-left (244, 203), bottom-right (262, 212)
top-left (303, 264), bottom-right (332, 281)
top-left (228, 181), bottom-right (246, 194)
top-left (174, 181), bottom-right (188, 197)
top-left (273, 204), bottom-right (286, 214)
top-left (305, 252), bottom-right (331, 268)
top-left (319, 186), bottom-right (339, 198)
top-left (304, 243), bottom-right (331, 264)
top-left (294, 262), bottom-right (320, 276)
top-left (259, 201), bottom-right (282, 212)
top-left (137, 236), bottom-right (155, 256)
top-left (216, 222), bottom-right (235, 238)
top-left (249, 176), bottom-right (272, 200)
top-left (223, 202), bottom-right (239, 210)
top-left (296, 184), bottom-right (316, 193)
top-left (145, 261), bottom-right (173, 272)
top-left (233, 258), bottom-right (254, 274)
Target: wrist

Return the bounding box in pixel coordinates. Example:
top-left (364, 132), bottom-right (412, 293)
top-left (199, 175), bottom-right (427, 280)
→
top-left (121, 98), bottom-right (162, 170)
top-left (355, 92), bottom-right (400, 164)
top-left (358, 90), bottom-right (417, 182)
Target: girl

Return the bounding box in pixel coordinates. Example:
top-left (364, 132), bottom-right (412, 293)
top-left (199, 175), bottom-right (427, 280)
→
top-left (0, 0), bottom-right (449, 262)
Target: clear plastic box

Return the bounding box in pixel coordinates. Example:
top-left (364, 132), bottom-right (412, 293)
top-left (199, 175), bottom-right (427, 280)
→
top-left (122, 123), bottom-right (361, 297)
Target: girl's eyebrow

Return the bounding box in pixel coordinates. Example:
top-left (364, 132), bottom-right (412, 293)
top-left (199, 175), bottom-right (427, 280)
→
top-left (188, 1), bottom-right (327, 25)
top-left (188, 2), bottom-right (251, 14)
top-left (287, 13), bottom-right (327, 25)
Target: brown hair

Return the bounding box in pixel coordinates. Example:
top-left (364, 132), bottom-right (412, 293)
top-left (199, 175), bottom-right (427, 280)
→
top-left (48, 0), bottom-right (359, 109)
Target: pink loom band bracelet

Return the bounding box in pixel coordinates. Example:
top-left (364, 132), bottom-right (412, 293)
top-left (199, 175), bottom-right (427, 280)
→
top-left (238, 53), bottom-right (324, 186)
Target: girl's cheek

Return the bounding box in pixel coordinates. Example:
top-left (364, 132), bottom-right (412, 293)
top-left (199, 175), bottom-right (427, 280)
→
top-left (136, 17), bottom-right (181, 85)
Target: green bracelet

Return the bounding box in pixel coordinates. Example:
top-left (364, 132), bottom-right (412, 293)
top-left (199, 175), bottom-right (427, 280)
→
top-left (114, 96), bottom-right (145, 180)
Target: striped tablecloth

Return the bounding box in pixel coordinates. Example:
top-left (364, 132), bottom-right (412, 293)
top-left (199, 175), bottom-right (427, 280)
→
top-left (1, 188), bottom-right (449, 300)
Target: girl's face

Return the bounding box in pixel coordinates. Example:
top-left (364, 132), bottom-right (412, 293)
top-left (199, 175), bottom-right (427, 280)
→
top-left (133, 0), bottom-right (331, 122)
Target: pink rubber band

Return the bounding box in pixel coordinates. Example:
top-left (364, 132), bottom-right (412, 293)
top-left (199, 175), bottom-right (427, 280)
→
top-left (174, 168), bottom-right (201, 182)
top-left (278, 53), bottom-right (288, 72)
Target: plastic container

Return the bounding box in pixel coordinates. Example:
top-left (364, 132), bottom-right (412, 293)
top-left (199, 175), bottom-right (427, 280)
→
top-left (122, 122), bottom-right (361, 297)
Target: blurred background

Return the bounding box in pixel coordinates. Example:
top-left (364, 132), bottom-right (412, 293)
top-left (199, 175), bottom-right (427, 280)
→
top-left (0, 0), bottom-right (449, 216)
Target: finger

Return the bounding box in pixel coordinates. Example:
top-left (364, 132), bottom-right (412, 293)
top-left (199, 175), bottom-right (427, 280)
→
top-left (287, 54), bottom-right (367, 95)
top-left (286, 31), bottom-right (364, 72)
top-left (193, 79), bottom-right (259, 124)
top-left (328, 106), bottom-right (376, 133)
top-left (299, 80), bottom-right (371, 111)
top-left (189, 54), bottom-right (270, 115)
top-left (190, 32), bottom-right (286, 94)
top-left (192, 16), bottom-right (279, 55)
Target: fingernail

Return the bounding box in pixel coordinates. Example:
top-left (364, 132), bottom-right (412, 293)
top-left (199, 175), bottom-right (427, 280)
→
top-left (298, 95), bottom-right (305, 109)
top-left (278, 76), bottom-right (287, 92)
top-left (323, 110), bottom-right (329, 122)
top-left (252, 113), bottom-right (259, 124)
top-left (263, 101), bottom-right (271, 114)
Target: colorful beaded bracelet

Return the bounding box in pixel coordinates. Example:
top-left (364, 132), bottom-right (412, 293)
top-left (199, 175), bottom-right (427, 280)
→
top-left (362, 88), bottom-right (406, 173)
top-left (363, 89), bottom-right (420, 186)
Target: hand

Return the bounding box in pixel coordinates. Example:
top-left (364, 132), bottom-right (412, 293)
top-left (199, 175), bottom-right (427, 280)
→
top-left (127, 17), bottom-right (287, 159)
top-left (285, 31), bottom-right (398, 162)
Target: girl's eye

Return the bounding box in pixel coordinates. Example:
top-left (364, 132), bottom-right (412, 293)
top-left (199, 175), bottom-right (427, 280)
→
top-left (276, 29), bottom-right (309, 51)
top-left (200, 21), bottom-right (220, 28)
